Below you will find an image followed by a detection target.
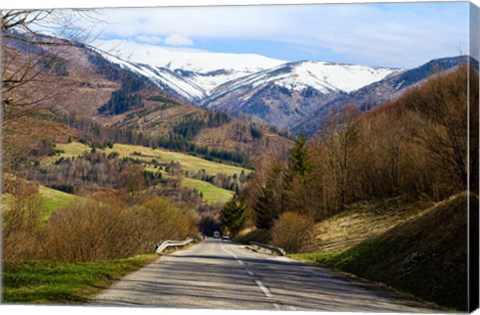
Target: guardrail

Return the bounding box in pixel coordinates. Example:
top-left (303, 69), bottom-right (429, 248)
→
top-left (155, 238), bottom-right (195, 254)
top-left (249, 242), bottom-right (286, 256)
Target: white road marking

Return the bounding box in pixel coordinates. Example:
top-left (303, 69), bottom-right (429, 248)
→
top-left (273, 303), bottom-right (281, 310)
top-left (287, 305), bottom-right (297, 311)
top-left (246, 270), bottom-right (254, 276)
top-left (221, 244), bottom-right (238, 259)
top-left (223, 243), bottom-right (275, 300)
top-left (255, 280), bottom-right (273, 297)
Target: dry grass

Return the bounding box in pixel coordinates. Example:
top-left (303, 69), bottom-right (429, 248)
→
top-left (314, 198), bottom-right (435, 252)
top-left (324, 192), bottom-right (475, 311)
top-left (296, 193), bottom-right (475, 311)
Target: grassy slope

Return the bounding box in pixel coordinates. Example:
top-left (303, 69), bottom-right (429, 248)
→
top-left (38, 185), bottom-right (75, 217)
top-left (50, 142), bottom-right (245, 203)
top-left (181, 177), bottom-right (233, 204)
top-left (54, 142), bottom-right (251, 176)
top-left (2, 184), bottom-right (75, 222)
top-left (294, 192), bottom-right (477, 311)
top-left (103, 143), bottom-right (251, 176)
top-left (3, 254), bottom-right (158, 304)
top-left (313, 199), bottom-right (434, 252)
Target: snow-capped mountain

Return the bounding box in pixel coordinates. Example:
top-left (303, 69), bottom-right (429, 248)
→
top-left (91, 40), bottom-right (401, 128)
top-left (93, 40), bottom-right (285, 100)
top-left (201, 61), bottom-right (401, 127)
top-left (292, 55), bottom-right (479, 136)
top-left (211, 60), bottom-right (398, 95)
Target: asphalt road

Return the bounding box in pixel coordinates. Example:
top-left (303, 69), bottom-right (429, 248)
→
top-left (94, 238), bottom-right (437, 312)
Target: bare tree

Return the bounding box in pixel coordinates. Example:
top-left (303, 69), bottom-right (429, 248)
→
top-left (407, 63), bottom-right (477, 191)
top-left (1, 9), bottom-right (103, 169)
top-left (324, 105), bottom-right (361, 210)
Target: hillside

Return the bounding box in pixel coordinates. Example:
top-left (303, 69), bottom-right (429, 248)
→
top-left (203, 61), bottom-right (399, 128)
top-left (2, 179), bottom-right (76, 222)
top-left (41, 142), bottom-right (246, 204)
top-left (293, 56), bottom-right (478, 136)
top-left (4, 33), bottom-right (292, 166)
top-left (93, 42), bottom-right (399, 130)
top-left (296, 193), bottom-right (477, 311)
top-left (312, 199), bottom-right (435, 252)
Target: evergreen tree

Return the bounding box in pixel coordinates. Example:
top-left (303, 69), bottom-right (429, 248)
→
top-left (253, 160), bottom-right (285, 229)
top-left (281, 133), bottom-right (311, 213)
top-left (220, 195), bottom-right (249, 235)
top-left (288, 133), bottom-right (310, 178)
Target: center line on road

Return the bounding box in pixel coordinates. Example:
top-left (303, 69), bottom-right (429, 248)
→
top-left (221, 245), bottom-right (239, 259)
top-left (255, 280), bottom-right (273, 297)
top-left (222, 243), bottom-right (274, 300)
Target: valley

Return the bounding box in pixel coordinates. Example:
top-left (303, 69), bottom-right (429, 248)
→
top-left (1, 9), bottom-right (478, 312)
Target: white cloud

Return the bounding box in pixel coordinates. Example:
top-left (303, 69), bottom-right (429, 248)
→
top-left (95, 3), bottom-right (468, 67)
top-left (135, 34), bottom-right (163, 44)
top-left (164, 34), bottom-right (194, 46)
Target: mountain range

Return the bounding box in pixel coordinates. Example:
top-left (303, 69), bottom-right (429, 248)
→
top-left (93, 41), bottom-right (474, 136)
top-left (9, 31), bottom-right (474, 148)
top-left (93, 42), bottom-right (404, 131)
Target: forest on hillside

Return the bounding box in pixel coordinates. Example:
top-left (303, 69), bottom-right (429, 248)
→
top-left (218, 63), bottom-right (478, 253)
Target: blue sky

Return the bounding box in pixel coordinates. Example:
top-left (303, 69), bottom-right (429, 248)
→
top-left (93, 2), bottom-right (470, 68)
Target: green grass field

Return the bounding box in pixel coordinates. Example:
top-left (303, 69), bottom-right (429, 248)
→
top-left (53, 142), bottom-right (251, 176)
top-left (44, 142), bottom-right (91, 164)
top-left (3, 254), bottom-right (158, 304)
top-left (181, 177), bottom-right (234, 204)
top-left (38, 185), bottom-right (75, 219)
top-left (2, 185), bottom-right (75, 222)
top-left (49, 142), bottom-right (245, 204)
top-left (104, 143), bottom-right (251, 176)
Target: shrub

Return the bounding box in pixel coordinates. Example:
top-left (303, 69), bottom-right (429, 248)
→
top-left (2, 182), bottom-right (199, 264)
top-left (42, 192), bottom-right (198, 262)
top-left (138, 197), bottom-right (197, 246)
top-left (2, 192), bottom-right (44, 265)
top-left (270, 212), bottom-right (315, 253)
top-left (43, 191), bottom-right (140, 262)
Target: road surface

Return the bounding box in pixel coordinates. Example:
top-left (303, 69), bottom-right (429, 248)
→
top-left (94, 238), bottom-right (437, 312)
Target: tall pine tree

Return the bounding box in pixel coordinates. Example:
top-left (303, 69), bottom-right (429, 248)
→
top-left (220, 195), bottom-right (249, 235)
top-left (288, 133), bottom-right (310, 178)
top-left (282, 133), bottom-right (311, 214)
top-left (253, 160), bottom-right (285, 229)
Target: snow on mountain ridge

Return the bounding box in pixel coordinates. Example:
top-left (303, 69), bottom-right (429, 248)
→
top-left (95, 40), bottom-right (284, 73)
top-left (92, 40), bottom-right (401, 105)
top-left (203, 61), bottom-right (401, 106)
top-left (95, 39), bottom-right (286, 97)
top-left (91, 47), bottom-right (207, 100)
top-left (275, 61), bottom-right (401, 93)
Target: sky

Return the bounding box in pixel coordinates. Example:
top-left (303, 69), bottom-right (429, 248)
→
top-left (82, 2), bottom-right (471, 68)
